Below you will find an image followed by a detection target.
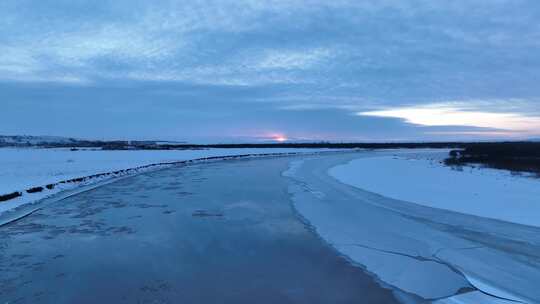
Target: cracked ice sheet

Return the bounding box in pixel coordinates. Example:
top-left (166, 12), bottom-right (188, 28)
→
top-left (284, 151), bottom-right (540, 303)
top-left (434, 291), bottom-right (516, 304)
top-left (436, 246), bottom-right (538, 303)
top-left (334, 244), bottom-right (470, 299)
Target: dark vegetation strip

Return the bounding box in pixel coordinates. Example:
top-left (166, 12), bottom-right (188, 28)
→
top-left (446, 142), bottom-right (540, 176)
top-left (4, 139), bottom-right (467, 149)
top-left (125, 142), bottom-right (465, 150)
top-left (26, 187), bottom-right (44, 194)
top-left (3, 135), bottom-right (536, 153)
top-left (0, 152), bottom-right (302, 204)
top-left (0, 192), bottom-right (22, 202)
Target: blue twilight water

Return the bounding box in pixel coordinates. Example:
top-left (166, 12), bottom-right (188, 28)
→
top-left (0, 157), bottom-right (401, 304)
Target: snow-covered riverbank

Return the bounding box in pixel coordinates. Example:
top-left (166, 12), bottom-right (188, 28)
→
top-left (284, 151), bottom-right (540, 304)
top-left (329, 152), bottom-right (540, 227)
top-left (0, 147), bottom-right (342, 215)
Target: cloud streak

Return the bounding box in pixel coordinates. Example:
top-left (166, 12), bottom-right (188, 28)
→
top-left (358, 102), bottom-right (540, 136)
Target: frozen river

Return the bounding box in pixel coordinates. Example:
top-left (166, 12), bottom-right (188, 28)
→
top-left (1, 151), bottom-right (539, 304)
top-left (0, 156), bottom-right (400, 304)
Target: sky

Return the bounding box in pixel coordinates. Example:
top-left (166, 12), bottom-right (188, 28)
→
top-left (1, 0), bottom-right (540, 143)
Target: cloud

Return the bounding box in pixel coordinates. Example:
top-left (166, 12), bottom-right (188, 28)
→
top-left (253, 48), bottom-right (333, 70)
top-left (1, 0), bottom-right (539, 140)
top-left (1, 0), bottom-right (540, 89)
top-left (358, 102), bottom-right (540, 136)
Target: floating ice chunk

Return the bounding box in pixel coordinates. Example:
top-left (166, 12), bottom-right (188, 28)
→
top-left (336, 244), bottom-right (471, 300)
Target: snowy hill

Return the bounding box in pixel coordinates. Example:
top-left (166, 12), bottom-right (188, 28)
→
top-left (0, 135), bottom-right (79, 146)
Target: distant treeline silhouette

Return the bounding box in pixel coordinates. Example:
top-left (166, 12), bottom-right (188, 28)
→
top-left (3, 136), bottom-right (539, 175)
top-left (445, 142), bottom-right (540, 175)
top-left (150, 142), bottom-right (466, 150)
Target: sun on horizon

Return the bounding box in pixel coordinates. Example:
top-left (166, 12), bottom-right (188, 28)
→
top-left (273, 135), bottom-right (288, 142)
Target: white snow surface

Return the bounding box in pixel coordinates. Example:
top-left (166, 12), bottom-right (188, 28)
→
top-left (285, 151), bottom-right (540, 304)
top-left (0, 147), bottom-right (339, 215)
top-left (329, 153), bottom-right (540, 227)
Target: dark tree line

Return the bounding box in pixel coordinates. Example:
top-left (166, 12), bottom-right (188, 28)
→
top-left (445, 142), bottom-right (540, 175)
